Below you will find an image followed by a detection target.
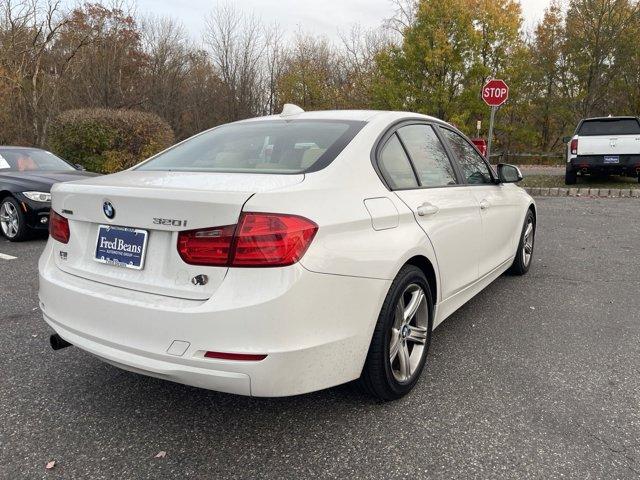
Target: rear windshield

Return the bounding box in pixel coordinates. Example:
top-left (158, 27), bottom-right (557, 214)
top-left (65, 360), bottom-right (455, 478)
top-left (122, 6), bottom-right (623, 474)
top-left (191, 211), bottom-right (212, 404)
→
top-left (578, 118), bottom-right (640, 136)
top-left (0, 148), bottom-right (74, 172)
top-left (137, 120), bottom-right (366, 174)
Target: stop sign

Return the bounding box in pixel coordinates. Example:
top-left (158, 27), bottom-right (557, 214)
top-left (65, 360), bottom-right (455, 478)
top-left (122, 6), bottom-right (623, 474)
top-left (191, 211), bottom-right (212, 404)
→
top-left (482, 79), bottom-right (509, 107)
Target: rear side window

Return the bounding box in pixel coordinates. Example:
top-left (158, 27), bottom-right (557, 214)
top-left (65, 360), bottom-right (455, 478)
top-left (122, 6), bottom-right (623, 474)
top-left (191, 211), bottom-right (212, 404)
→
top-left (137, 120), bottom-right (365, 174)
top-left (578, 119), bottom-right (640, 136)
top-left (378, 134), bottom-right (419, 189)
top-left (397, 125), bottom-right (458, 187)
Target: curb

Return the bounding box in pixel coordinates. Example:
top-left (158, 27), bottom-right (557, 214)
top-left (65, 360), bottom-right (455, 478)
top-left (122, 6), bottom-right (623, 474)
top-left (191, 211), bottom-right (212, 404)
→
top-left (524, 187), bottom-right (640, 198)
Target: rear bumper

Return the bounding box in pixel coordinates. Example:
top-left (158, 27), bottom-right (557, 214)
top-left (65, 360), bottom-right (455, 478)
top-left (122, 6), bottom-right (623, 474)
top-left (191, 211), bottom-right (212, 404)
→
top-left (569, 156), bottom-right (640, 177)
top-left (43, 313), bottom-right (253, 394)
top-left (38, 240), bottom-right (390, 396)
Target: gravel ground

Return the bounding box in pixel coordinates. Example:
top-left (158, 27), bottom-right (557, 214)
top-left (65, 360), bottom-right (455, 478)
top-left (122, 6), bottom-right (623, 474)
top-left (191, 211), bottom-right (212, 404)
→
top-left (1, 197), bottom-right (639, 479)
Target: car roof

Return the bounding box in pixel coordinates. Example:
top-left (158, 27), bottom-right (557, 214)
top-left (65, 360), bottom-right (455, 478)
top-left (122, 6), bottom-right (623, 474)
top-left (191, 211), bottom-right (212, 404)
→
top-left (581, 116), bottom-right (639, 121)
top-left (237, 109), bottom-right (447, 125)
top-left (0, 146), bottom-right (47, 151)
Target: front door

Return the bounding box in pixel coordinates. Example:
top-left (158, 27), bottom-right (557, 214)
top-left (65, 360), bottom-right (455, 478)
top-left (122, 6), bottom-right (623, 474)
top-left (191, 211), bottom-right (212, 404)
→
top-left (439, 127), bottom-right (522, 275)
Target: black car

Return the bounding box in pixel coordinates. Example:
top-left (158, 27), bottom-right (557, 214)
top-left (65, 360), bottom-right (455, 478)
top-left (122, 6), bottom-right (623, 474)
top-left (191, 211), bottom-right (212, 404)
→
top-left (0, 147), bottom-right (98, 241)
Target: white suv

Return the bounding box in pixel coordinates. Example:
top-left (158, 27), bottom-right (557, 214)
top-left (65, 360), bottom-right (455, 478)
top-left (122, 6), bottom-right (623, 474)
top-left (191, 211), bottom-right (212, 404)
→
top-left (564, 116), bottom-right (640, 184)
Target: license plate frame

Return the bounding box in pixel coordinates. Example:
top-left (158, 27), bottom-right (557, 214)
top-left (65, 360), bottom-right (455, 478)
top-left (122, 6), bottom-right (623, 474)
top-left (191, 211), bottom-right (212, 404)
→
top-left (94, 225), bottom-right (148, 270)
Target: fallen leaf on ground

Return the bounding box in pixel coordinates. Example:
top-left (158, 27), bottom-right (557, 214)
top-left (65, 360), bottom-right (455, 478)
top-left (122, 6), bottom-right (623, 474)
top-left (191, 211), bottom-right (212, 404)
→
top-left (45, 460), bottom-right (56, 470)
top-left (155, 451), bottom-right (167, 458)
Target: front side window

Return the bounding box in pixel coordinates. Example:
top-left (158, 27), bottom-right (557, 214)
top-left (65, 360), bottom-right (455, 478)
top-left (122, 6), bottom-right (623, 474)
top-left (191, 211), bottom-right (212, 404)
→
top-left (137, 120), bottom-right (365, 174)
top-left (378, 134), bottom-right (419, 189)
top-left (440, 129), bottom-right (493, 185)
top-left (396, 125), bottom-right (457, 187)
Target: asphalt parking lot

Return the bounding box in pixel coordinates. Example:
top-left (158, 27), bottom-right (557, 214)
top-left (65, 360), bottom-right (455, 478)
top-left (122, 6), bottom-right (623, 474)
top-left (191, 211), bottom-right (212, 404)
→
top-left (1, 197), bottom-right (640, 479)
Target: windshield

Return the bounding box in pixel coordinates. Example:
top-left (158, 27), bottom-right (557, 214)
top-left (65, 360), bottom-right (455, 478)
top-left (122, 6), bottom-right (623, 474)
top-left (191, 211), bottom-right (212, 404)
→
top-left (0, 148), bottom-right (75, 172)
top-left (578, 118), bottom-right (640, 136)
top-left (136, 120), bottom-right (366, 174)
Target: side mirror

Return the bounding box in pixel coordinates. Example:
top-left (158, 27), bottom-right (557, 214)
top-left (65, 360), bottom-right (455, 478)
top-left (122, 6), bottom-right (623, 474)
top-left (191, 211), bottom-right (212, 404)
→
top-left (562, 136), bottom-right (572, 144)
top-left (74, 163), bottom-right (86, 171)
top-left (497, 163), bottom-right (523, 183)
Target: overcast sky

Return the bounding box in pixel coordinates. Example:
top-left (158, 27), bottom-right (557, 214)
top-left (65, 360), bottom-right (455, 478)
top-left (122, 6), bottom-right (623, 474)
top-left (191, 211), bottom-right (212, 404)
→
top-left (134, 0), bottom-right (553, 42)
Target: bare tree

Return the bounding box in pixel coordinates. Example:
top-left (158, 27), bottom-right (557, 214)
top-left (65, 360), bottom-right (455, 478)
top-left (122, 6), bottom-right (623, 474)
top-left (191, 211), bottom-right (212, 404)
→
top-left (204, 2), bottom-right (265, 121)
top-left (141, 14), bottom-right (191, 134)
top-left (262, 22), bottom-right (285, 115)
top-left (385, 0), bottom-right (417, 37)
top-left (0, 0), bottom-right (90, 145)
top-left (338, 24), bottom-right (390, 108)
top-left (57, 2), bottom-right (147, 110)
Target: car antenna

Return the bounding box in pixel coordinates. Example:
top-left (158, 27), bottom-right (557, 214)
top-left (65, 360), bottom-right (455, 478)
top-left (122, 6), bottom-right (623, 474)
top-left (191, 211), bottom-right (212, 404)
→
top-left (280, 104), bottom-right (304, 117)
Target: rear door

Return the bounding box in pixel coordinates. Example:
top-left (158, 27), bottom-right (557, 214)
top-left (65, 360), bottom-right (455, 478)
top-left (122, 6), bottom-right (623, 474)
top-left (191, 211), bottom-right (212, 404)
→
top-left (438, 127), bottom-right (522, 276)
top-left (379, 123), bottom-right (483, 301)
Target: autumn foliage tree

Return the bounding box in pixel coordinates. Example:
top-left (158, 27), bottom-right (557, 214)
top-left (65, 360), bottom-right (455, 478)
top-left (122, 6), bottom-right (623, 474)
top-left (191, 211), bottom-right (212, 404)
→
top-left (2, 0), bottom-right (640, 166)
top-left (372, 0), bottom-right (522, 129)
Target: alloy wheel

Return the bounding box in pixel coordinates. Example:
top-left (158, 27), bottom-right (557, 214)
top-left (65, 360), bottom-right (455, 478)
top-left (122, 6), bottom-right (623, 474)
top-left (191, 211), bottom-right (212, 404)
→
top-left (389, 283), bottom-right (429, 383)
top-left (0, 201), bottom-right (19, 238)
top-left (522, 219), bottom-right (534, 267)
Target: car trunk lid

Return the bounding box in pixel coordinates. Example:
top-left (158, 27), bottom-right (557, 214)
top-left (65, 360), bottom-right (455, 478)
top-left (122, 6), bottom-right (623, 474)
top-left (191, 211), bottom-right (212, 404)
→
top-left (50, 171), bottom-right (303, 300)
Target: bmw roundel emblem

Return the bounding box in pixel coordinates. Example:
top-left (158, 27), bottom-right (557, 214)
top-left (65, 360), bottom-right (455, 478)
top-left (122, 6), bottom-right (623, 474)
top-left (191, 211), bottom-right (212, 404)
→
top-left (103, 201), bottom-right (115, 219)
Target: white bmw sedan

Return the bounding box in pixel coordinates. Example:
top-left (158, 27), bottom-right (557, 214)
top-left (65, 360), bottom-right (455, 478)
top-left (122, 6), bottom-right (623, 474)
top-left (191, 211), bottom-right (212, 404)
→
top-left (39, 107), bottom-right (536, 400)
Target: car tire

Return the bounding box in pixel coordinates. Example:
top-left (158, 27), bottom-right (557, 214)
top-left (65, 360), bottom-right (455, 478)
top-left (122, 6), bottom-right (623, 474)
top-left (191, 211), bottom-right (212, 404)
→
top-left (0, 196), bottom-right (29, 242)
top-left (508, 210), bottom-right (535, 276)
top-left (565, 168), bottom-right (577, 185)
top-left (359, 265), bottom-right (433, 401)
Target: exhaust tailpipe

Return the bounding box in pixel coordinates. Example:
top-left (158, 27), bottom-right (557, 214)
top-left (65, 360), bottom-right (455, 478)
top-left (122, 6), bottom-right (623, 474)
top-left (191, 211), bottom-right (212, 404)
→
top-left (50, 334), bottom-right (72, 351)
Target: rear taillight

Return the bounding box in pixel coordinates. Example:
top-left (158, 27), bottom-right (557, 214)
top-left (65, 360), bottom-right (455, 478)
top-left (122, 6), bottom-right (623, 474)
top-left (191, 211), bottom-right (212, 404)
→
top-left (177, 225), bottom-right (235, 266)
top-left (570, 138), bottom-right (578, 155)
top-left (49, 210), bottom-right (70, 244)
top-left (232, 213), bottom-right (318, 267)
top-left (177, 213), bottom-right (318, 268)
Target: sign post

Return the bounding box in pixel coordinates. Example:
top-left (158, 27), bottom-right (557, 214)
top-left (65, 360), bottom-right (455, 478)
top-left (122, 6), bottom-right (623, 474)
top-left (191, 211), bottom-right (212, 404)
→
top-left (487, 106), bottom-right (497, 160)
top-left (481, 79), bottom-right (509, 159)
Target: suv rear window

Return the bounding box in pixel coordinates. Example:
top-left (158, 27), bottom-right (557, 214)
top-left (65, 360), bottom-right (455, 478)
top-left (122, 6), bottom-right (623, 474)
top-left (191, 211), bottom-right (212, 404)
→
top-left (137, 120), bottom-right (365, 174)
top-left (578, 118), bottom-right (640, 136)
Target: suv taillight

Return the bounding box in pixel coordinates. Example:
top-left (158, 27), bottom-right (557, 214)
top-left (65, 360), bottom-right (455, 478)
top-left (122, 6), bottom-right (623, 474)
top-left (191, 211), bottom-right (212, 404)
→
top-left (570, 138), bottom-right (578, 155)
top-left (49, 210), bottom-right (70, 244)
top-left (177, 213), bottom-right (318, 267)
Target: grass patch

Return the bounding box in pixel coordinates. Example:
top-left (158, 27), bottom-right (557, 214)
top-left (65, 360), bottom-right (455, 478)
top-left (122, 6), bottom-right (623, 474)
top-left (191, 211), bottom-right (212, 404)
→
top-left (521, 175), bottom-right (639, 189)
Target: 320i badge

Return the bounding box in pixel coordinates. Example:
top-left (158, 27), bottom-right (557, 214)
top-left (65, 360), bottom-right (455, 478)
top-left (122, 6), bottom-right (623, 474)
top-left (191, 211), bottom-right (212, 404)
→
top-left (152, 217), bottom-right (188, 227)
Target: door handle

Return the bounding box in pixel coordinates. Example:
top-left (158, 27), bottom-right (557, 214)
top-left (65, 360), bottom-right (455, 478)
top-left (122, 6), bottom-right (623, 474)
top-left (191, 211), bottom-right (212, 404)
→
top-left (417, 202), bottom-right (439, 216)
top-left (479, 199), bottom-right (490, 210)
